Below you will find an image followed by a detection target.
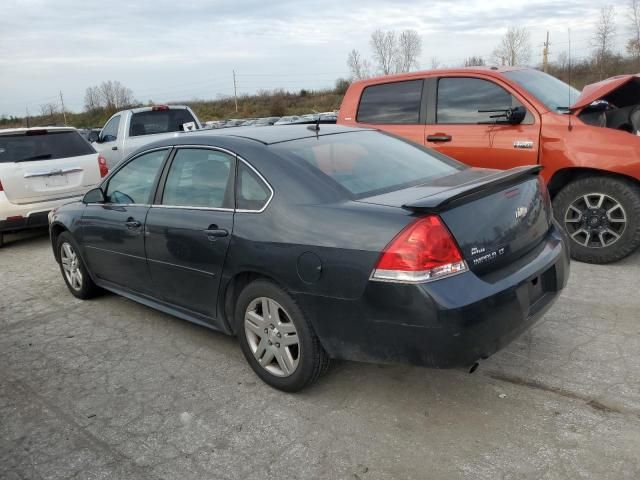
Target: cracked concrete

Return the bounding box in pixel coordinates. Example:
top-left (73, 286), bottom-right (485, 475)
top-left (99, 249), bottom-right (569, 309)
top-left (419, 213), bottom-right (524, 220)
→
top-left (1, 229), bottom-right (639, 479)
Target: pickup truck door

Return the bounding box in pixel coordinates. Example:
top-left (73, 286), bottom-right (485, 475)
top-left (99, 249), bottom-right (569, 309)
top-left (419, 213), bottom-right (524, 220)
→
top-left (95, 114), bottom-right (124, 169)
top-left (425, 76), bottom-right (540, 170)
top-left (348, 79), bottom-right (426, 146)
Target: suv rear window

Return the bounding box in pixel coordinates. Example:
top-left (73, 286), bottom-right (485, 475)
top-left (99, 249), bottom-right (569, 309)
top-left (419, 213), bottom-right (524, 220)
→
top-left (271, 131), bottom-right (462, 197)
top-left (356, 80), bottom-right (423, 124)
top-left (129, 109), bottom-right (197, 137)
top-left (0, 130), bottom-right (96, 163)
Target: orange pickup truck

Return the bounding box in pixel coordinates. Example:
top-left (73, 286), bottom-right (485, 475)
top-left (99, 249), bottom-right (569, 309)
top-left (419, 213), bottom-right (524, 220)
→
top-left (338, 67), bottom-right (640, 264)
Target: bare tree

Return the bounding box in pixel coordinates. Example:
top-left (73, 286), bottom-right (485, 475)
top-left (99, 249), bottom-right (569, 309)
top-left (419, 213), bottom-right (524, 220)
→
top-left (430, 57), bottom-right (442, 69)
top-left (492, 27), bottom-right (531, 66)
top-left (464, 56), bottom-right (486, 67)
top-left (628, 0), bottom-right (640, 62)
top-left (96, 81), bottom-right (135, 110)
top-left (395, 30), bottom-right (422, 72)
top-left (556, 51), bottom-right (571, 71)
top-left (592, 5), bottom-right (616, 78)
top-left (39, 103), bottom-right (59, 123)
top-left (370, 29), bottom-right (396, 75)
top-left (347, 49), bottom-right (372, 80)
top-left (84, 86), bottom-right (102, 111)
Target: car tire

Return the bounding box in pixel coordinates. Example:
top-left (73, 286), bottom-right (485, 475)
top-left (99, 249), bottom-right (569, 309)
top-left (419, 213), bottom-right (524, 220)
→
top-left (235, 279), bottom-right (329, 392)
top-left (0, 232), bottom-right (4, 248)
top-left (553, 176), bottom-right (640, 264)
top-left (56, 231), bottom-right (100, 299)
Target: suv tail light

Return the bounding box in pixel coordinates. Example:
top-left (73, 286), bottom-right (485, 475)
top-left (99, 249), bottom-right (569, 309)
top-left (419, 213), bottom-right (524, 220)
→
top-left (0, 180), bottom-right (3, 192)
top-left (98, 155), bottom-right (108, 177)
top-left (372, 215), bottom-right (467, 283)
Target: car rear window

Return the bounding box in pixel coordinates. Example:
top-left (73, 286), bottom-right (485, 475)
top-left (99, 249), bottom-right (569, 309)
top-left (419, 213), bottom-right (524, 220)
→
top-left (356, 80), bottom-right (423, 124)
top-left (129, 109), bottom-right (197, 137)
top-left (0, 130), bottom-right (96, 163)
top-left (271, 131), bottom-right (463, 197)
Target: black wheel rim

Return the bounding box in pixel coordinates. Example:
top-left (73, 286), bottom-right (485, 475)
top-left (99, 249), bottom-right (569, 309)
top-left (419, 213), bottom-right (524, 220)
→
top-left (564, 193), bottom-right (627, 248)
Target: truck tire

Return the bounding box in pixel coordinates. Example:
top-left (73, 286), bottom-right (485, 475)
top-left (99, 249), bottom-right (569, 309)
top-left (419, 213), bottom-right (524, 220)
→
top-left (553, 176), bottom-right (640, 263)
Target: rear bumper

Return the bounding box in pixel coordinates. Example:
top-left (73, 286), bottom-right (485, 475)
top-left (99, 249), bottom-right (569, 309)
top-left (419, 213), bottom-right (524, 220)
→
top-left (0, 192), bottom-right (83, 233)
top-left (298, 225), bottom-right (570, 368)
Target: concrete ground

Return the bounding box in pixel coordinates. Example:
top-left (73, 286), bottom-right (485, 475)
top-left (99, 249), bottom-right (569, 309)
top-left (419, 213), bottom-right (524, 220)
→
top-left (1, 229), bottom-right (639, 480)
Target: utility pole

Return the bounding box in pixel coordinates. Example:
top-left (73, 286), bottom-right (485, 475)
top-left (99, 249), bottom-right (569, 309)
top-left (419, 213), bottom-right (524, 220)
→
top-left (232, 70), bottom-right (238, 113)
top-left (59, 90), bottom-right (68, 125)
top-left (25, 107), bottom-right (30, 128)
top-left (542, 31), bottom-right (550, 73)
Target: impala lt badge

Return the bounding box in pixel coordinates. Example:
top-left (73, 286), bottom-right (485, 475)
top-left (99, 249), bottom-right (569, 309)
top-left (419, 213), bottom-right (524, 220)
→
top-left (513, 140), bottom-right (534, 149)
top-left (515, 206), bottom-right (528, 219)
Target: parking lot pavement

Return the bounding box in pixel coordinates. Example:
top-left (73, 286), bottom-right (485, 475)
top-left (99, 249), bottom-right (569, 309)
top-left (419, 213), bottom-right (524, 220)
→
top-left (1, 231), bottom-right (639, 480)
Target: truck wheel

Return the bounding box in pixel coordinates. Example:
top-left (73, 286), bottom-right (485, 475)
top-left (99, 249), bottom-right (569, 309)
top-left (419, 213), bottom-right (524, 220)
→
top-left (553, 176), bottom-right (640, 263)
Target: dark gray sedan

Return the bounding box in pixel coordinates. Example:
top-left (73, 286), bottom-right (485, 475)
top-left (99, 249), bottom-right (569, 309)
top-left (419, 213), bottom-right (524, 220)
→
top-left (48, 125), bottom-right (569, 391)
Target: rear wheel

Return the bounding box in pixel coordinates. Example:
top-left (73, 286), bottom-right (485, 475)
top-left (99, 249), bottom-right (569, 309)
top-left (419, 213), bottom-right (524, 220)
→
top-left (56, 232), bottom-right (100, 299)
top-left (553, 176), bottom-right (640, 263)
top-left (235, 279), bottom-right (329, 392)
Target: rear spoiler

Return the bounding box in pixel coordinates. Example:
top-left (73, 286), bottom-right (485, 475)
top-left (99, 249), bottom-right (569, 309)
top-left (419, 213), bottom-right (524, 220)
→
top-left (402, 165), bottom-right (543, 212)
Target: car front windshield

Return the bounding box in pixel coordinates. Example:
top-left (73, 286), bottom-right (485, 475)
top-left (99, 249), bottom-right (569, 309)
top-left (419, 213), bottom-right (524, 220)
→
top-left (503, 69), bottom-right (581, 112)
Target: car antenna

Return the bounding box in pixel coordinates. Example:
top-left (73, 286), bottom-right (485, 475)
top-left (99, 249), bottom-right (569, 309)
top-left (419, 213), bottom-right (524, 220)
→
top-left (568, 27), bottom-right (573, 132)
top-left (307, 115), bottom-right (321, 134)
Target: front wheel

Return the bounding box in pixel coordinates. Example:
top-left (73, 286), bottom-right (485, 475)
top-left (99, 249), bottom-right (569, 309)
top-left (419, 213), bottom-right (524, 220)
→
top-left (56, 232), bottom-right (100, 299)
top-left (553, 176), bottom-right (640, 264)
top-left (235, 279), bottom-right (329, 392)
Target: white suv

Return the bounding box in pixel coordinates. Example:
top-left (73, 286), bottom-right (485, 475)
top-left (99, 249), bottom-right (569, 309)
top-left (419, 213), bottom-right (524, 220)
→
top-left (0, 127), bottom-right (107, 246)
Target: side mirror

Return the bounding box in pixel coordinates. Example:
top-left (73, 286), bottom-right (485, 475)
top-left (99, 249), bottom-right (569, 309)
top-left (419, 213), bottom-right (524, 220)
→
top-left (83, 187), bottom-right (106, 204)
top-left (88, 131), bottom-right (100, 143)
top-left (507, 106), bottom-right (527, 125)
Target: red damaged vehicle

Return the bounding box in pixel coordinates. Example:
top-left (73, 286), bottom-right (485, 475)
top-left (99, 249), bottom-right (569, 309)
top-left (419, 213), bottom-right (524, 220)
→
top-left (338, 68), bottom-right (640, 263)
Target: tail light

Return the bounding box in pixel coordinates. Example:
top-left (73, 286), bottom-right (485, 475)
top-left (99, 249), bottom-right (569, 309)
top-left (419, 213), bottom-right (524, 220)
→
top-left (98, 155), bottom-right (108, 178)
top-left (0, 180), bottom-right (3, 192)
top-left (372, 215), bottom-right (467, 283)
top-left (151, 105), bottom-right (169, 111)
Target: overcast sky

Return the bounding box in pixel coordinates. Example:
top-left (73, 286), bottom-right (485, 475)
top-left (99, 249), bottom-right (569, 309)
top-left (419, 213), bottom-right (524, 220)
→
top-left (0, 0), bottom-right (627, 117)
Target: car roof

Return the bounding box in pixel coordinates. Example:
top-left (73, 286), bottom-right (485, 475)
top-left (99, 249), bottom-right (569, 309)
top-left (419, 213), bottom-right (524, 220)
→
top-left (0, 126), bottom-right (77, 136)
top-left (187, 124), bottom-right (370, 145)
top-left (351, 65), bottom-right (531, 86)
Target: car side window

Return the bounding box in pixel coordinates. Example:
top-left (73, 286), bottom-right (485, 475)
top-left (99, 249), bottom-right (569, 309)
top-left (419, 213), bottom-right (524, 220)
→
top-left (356, 80), bottom-right (423, 124)
top-left (236, 162), bottom-right (271, 211)
top-left (437, 77), bottom-right (533, 124)
top-left (105, 149), bottom-right (167, 204)
top-left (101, 115), bottom-right (120, 142)
top-left (162, 148), bottom-right (233, 209)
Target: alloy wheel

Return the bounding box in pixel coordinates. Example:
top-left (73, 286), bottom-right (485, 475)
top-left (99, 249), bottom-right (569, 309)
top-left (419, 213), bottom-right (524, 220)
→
top-left (60, 242), bottom-right (83, 291)
top-left (564, 193), bottom-right (627, 248)
top-left (244, 297), bottom-right (300, 377)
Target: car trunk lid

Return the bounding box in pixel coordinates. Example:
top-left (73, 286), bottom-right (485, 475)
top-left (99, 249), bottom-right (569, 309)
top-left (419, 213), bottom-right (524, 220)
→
top-left (0, 129), bottom-right (100, 204)
top-left (358, 166), bottom-right (552, 272)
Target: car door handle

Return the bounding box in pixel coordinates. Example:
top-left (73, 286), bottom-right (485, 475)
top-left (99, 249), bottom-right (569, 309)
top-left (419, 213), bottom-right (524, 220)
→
top-left (204, 226), bottom-right (229, 240)
top-left (426, 134), bottom-right (452, 142)
top-left (125, 218), bottom-right (141, 229)
top-left (111, 146), bottom-right (118, 151)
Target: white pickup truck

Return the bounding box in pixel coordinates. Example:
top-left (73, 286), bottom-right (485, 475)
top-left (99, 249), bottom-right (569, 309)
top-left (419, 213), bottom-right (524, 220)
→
top-left (90, 105), bottom-right (202, 168)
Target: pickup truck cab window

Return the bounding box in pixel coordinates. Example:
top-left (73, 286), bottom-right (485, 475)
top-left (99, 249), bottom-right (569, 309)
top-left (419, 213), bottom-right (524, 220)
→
top-left (437, 77), bottom-right (531, 124)
top-left (105, 149), bottom-right (167, 204)
top-left (356, 80), bottom-right (423, 124)
top-left (101, 115), bottom-right (120, 142)
top-left (161, 148), bottom-right (234, 209)
top-left (129, 109), bottom-right (197, 137)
